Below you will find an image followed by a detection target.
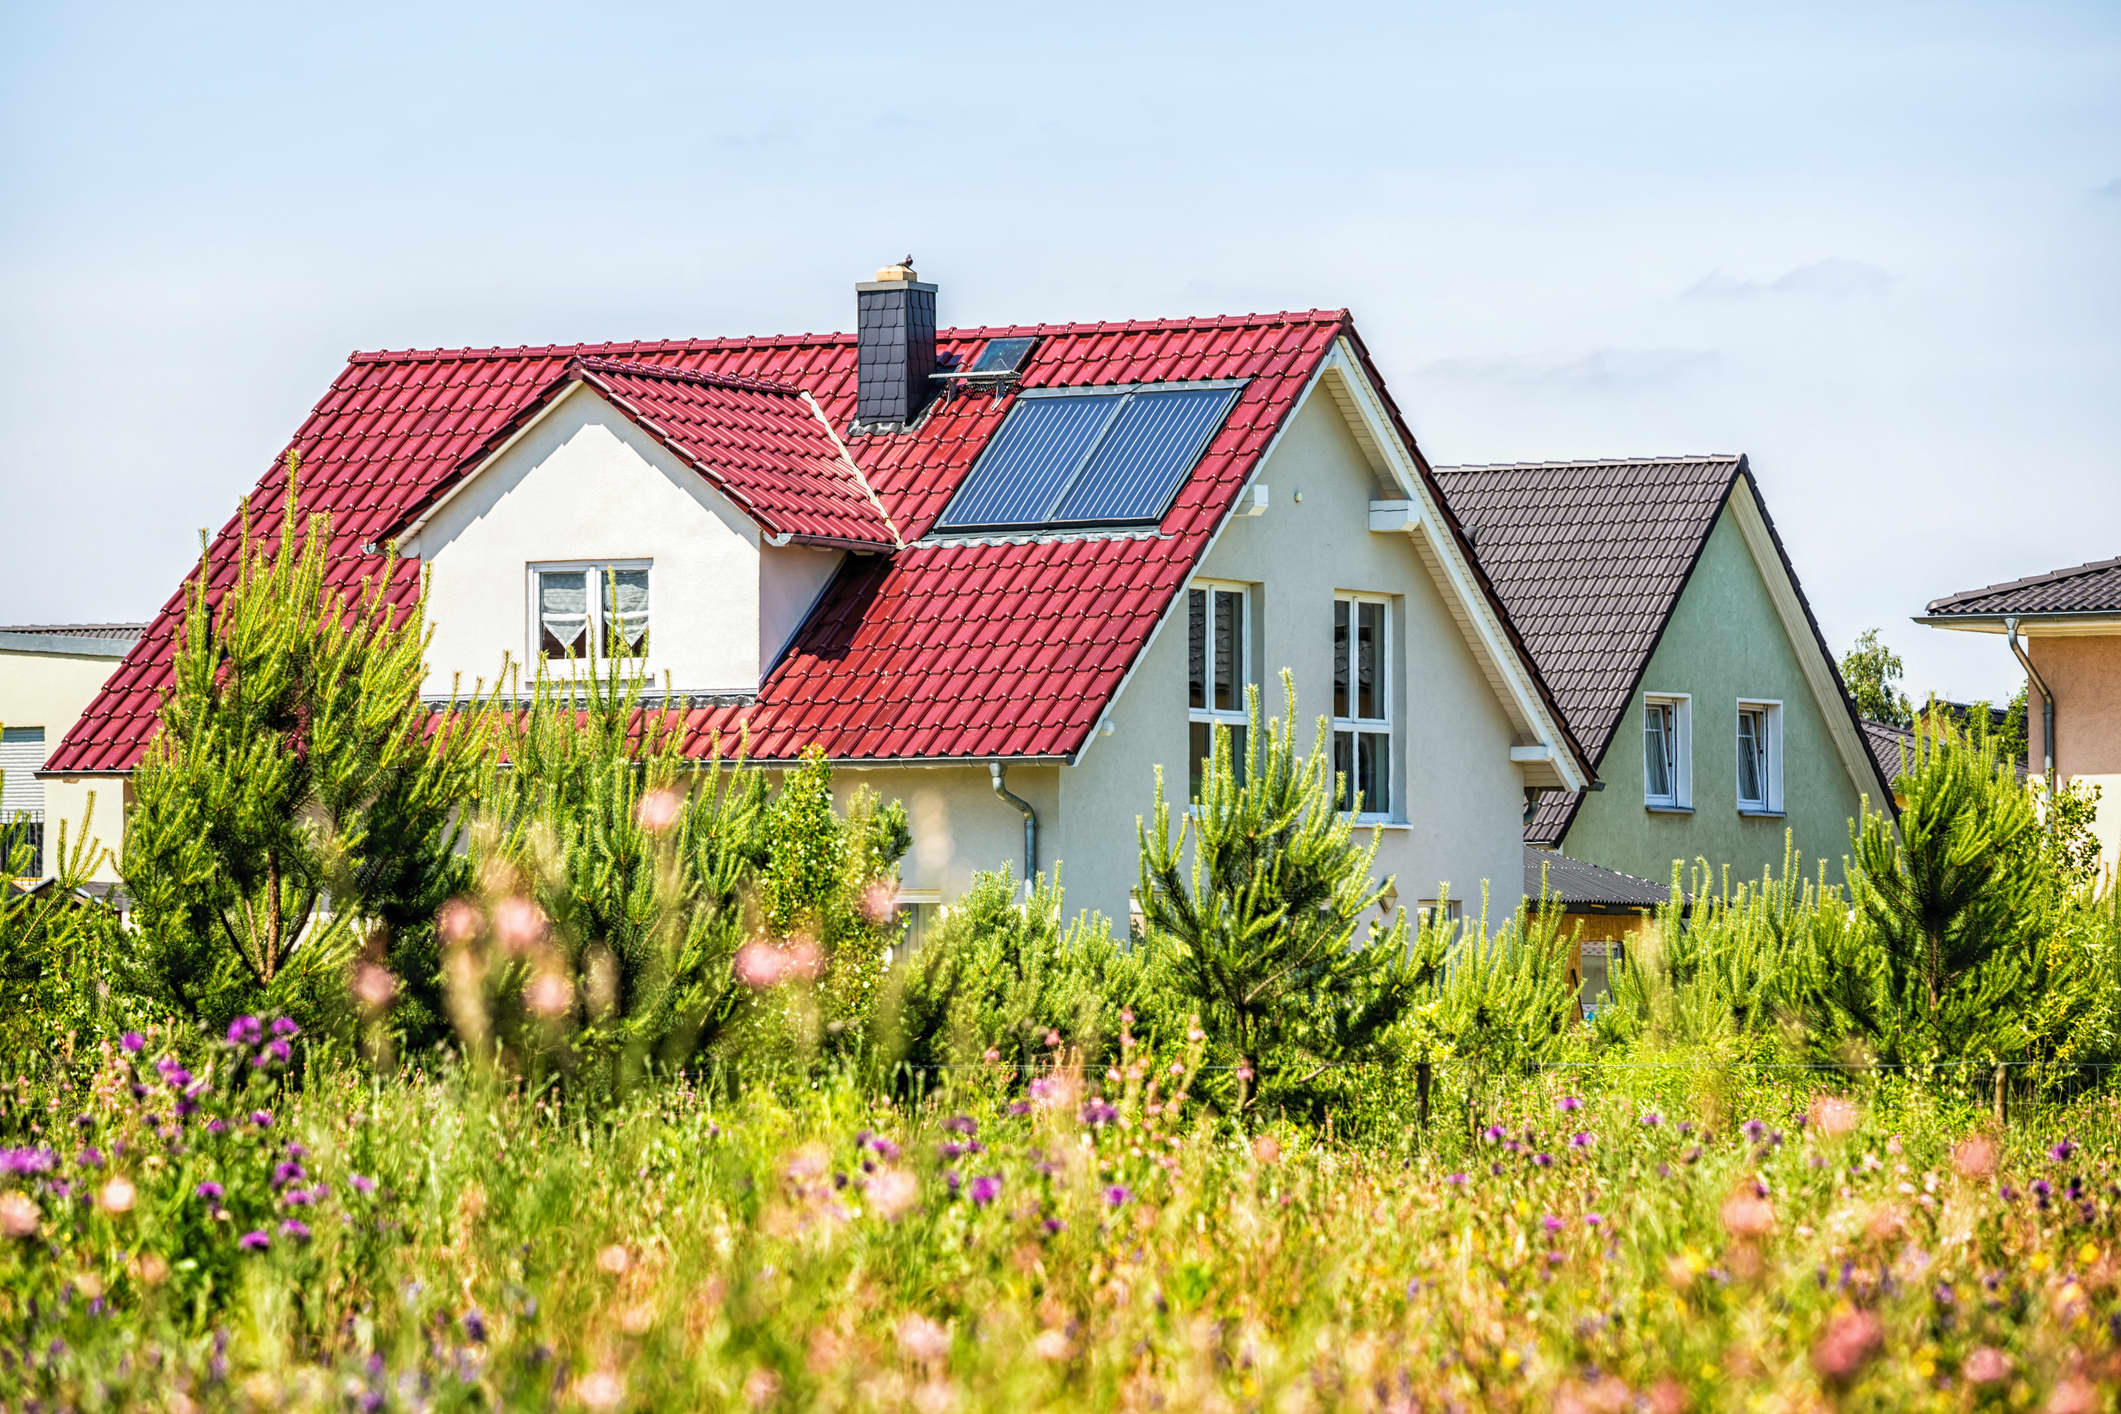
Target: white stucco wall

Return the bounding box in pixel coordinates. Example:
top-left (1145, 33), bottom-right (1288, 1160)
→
top-left (760, 544), bottom-right (845, 675)
top-left (829, 763), bottom-right (1060, 901)
top-left (1048, 389), bottom-right (1531, 928)
top-left (406, 384), bottom-right (770, 695)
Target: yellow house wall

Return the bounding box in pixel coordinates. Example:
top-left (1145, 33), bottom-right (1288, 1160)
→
top-left (0, 649), bottom-right (128, 880)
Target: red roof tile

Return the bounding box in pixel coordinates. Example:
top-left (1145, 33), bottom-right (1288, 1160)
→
top-left (49, 310), bottom-right (1557, 774)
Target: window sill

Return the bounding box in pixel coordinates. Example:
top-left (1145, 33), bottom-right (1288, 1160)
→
top-left (1645, 803), bottom-right (1694, 815)
top-left (1737, 808), bottom-right (1787, 819)
top-left (1342, 816), bottom-right (1411, 831)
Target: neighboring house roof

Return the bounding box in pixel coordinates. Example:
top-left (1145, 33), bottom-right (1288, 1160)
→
top-left (1920, 555), bottom-right (2121, 621)
top-left (51, 313), bottom-right (1587, 777)
top-left (1862, 719), bottom-right (1914, 788)
top-left (1432, 455), bottom-right (1892, 843)
top-left (1524, 847), bottom-right (1672, 910)
top-left (0, 624), bottom-right (146, 660)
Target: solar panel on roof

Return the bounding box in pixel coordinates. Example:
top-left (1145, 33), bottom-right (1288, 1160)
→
top-left (968, 336), bottom-right (1037, 375)
top-left (934, 381), bottom-right (1242, 533)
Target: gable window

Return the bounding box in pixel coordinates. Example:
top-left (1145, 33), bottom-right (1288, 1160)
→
top-left (1736, 700), bottom-right (1783, 813)
top-left (532, 562), bottom-right (650, 666)
top-left (1643, 693), bottom-right (1691, 810)
top-left (1188, 582), bottom-right (1250, 802)
top-left (1332, 594), bottom-right (1393, 817)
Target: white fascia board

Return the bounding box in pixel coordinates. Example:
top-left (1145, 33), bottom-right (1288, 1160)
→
top-left (1725, 476), bottom-right (1890, 810)
top-left (1318, 341), bottom-right (1587, 792)
top-left (1913, 613), bottom-right (2121, 637)
top-left (395, 380), bottom-right (591, 555)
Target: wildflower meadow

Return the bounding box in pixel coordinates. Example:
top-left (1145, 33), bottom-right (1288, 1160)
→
top-left (3, 510), bottom-right (2118, 1410)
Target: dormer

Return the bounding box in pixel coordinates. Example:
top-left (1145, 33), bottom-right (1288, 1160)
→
top-left (394, 359), bottom-right (896, 699)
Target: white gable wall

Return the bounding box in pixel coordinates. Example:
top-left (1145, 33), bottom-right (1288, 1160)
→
top-left (405, 384), bottom-right (844, 695)
top-left (1049, 388), bottom-right (1531, 928)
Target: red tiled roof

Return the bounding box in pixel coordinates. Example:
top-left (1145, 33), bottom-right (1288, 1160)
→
top-left (52, 312), bottom-right (1378, 771)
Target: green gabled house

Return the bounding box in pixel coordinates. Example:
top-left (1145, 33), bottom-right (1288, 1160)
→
top-left (1433, 456), bottom-right (1893, 889)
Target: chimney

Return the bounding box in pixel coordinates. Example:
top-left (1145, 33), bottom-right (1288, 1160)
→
top-left (854, 258), bottom-right (937, 430)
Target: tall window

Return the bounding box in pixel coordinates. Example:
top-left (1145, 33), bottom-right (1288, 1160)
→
top-left (1643, 694), bottom-right (1691, 809)
top-left (1332, 594), bottom-right (1392, 817)
top-left (1736, 700), bottom-right (1783, 813)
top-left (532, 563), bottom-right (650, 666)
top-left (1188, 582), bottom-right (1249, 802)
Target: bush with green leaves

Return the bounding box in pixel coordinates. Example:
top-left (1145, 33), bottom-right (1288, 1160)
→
top-left (0, 794), bottom-right (142, 1059)
top-left (870, 866), bottom-right (1142, 1088)
top-left (1136, 677), bottom-right (1433, 1122)
top-left (120, 480), bottom-right (493, 1037)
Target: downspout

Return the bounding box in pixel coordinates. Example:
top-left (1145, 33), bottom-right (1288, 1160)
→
top-left (2005, 615), bottom-right (2055, 788)
top-left (990, 761), bottom-right (1037, 895)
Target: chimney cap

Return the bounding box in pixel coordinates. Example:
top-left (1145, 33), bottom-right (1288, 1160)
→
top-left (874, 254), bottom-right (918, 282)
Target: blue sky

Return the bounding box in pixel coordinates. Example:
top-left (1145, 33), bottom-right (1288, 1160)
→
top-left (4, 0), bottom-right (2115, 702)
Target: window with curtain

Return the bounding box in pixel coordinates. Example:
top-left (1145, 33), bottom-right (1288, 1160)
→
top-left (1643, 694), bottom-right (1690, 809)
top-left (1187, 582), bottom-right (1250, 802)
top-left (532, 562), bottom-right (650, 666)
top-left (1332, 594), bottom-right (1393, 817)
top-left (1736, 700), bottom-right (1782, 812)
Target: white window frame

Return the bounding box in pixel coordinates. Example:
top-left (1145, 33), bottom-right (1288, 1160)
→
top-left (1187, 580), bottom-right (1253, 802)
top-left (1735, 698), bottom-right (1784, 814)
top-left (1332, 592), bottom-right (1395, 821)
top-left (527, 560), bottom-right (652, 672)
top-left (1643, 692), bottom-right (1692, 811)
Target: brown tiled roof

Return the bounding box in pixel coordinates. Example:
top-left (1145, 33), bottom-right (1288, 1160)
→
top-left (1925, 555), bottom-right (2121, 617)
top-left (1862, 719), bottom-right (1915, 787)
top-left (1432, 457), bottom-right (1743, 841)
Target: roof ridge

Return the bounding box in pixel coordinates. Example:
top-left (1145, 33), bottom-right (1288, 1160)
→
top-left (1432, 454), bottom-right (1743, 474)
top-left (573, 356), bottom-right (805, 397)
top-left (346, 310), bottom-right (1354, 366)
top-left (1927, 553), bottom-right (2121, 612)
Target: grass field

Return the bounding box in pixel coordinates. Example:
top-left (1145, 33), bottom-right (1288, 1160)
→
top-left (3, 1026), bottom-right (2115, 1412)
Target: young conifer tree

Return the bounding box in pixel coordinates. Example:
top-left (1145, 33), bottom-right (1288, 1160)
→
top-left (122, 465), bottom-right (493, 1029)
top-left (1136, 674), bottom-right (1431, 1120)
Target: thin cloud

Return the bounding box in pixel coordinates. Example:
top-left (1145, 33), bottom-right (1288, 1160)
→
top-left (1684, 258), bottom-right (1892, 301)
top-left (1418, 347), bottom-right (1722, 394)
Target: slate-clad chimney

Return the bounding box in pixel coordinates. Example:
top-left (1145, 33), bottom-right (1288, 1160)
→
top-left (854, 259), bottom-right (937, 429)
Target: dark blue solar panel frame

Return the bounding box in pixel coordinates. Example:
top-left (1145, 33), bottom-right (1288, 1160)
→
top-left (1050, 386), bottom-right (1239, 524)
top-left (934, 381), bottom-right (1243, 532)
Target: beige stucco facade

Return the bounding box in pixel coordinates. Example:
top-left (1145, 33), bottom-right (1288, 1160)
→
top-left (377, 347), bottom-right (1579, 932)
top-left (2028, 633), bottom-right (2121, 881)
top-left (2, 643), bottom-right (130, 881)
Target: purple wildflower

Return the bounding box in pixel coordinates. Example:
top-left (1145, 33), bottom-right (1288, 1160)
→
top-left (1481, 1125), bottom-right (1506, 1143)
top-left (271, 1160), bottom-right (305, 1189)
top-left (1558, 1096), bottom-right (1583, 1112)
top-left (120, 1032), bottom-right (144, 1053)
top-left (1104, 1184), bottom-right (1132, 1207)
top-left (1042, 1217), bottom-right (1066, 1234)
top-left (1007, 1101), bottom-right (1031, 1117)
top-left (76, 1147), bottom-right (104, 1169)
top-left (2050, 1140), bottom-right (2078, 1162)
top-left (227, 1016), bottom-right (263, 1046)
top-left (271, 1017), bottom-right (300, 1039)
top-left (1080, 1100), bottom-right (1119, 1127)
top-left (279, 1218), bottom-right (311, 1243)
top-left (868, 1136), bottom-right (901, 1162)
top-left (238, 1230), bottom-right (271, 1251)
top-left (969, 1174), bottom-right (1001, 1207)
top-left (1742, 1119), bottom-right (1767, 1141)
top-left (1641, 1111), bottom-right (1662, 1127)
top-left (1585, 1213), bottom-right (1604, 1227)
top-left (250, 1110), bottom-right (273, 1129)
top-left (1569, 1132), bottom-right (1592, 1149)
top-left (1543, 1215), bottom-right (1565, 1232)
top-left (1446, 1173), bottom-right (1468, 1187)
top-left (942, 1115), bottom-right (978, 1136)
top-left (463, 1308), bottom-right (488, 1343)
top-left (206, 1119), bottom-right (228, 1135)
top-left (1532, 1152), bottom-right (1554, 1168)
top-left (196, 1181), bottom-right (225, 1201)
top-left (350, 1174), bottom-right (376, 1197)
top-left (1, 1147), bottom-right (57, 1176)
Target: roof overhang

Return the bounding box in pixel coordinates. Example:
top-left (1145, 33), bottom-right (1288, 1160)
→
top-left (1314, 339), bottom-right (1592, 791)
top-left (0, 632), bottom-right (137, 659)
top-left (1914, 613), bottom-right (2121, 637)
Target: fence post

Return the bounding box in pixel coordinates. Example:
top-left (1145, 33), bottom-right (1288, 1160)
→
top-left (1415, 1059), bottom-right (1432, 1131)
top-left (1992, 1063), bottom-right (2007, 1128)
